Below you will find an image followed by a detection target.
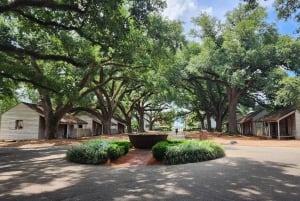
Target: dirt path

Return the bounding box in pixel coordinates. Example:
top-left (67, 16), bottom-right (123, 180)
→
top-left (106, 148), bottom-right (161, 167)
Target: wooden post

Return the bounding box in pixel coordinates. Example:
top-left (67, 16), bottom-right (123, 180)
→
top-left (277, 121), bottom-right (280, 140)
top-left (67, 124), bottom-right (70, 139)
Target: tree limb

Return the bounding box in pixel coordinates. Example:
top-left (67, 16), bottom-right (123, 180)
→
top-left (0, 0), bottom-right (87, 13)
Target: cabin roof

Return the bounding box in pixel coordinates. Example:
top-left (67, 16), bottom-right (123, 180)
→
top-left (60, 114), bottom-right (88, 125)
top-left (237, 110), bottom-right (263, 124)
top-left (258, 106), bottom-right (296, 122)
top-left (77, 112), bottom-right (102, 124)
top-left (22, 102), bottom-right (87, 125)
top-left (22, 102), bottom-right (44, 116)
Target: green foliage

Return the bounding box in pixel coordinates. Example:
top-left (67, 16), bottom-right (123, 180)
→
top-left (109, 140), bottom-right (131, 154)
top-left (164, 140), bottom-right (225, 165)
top-left (153, 126), bottom-right (171, 131)
top-left (107, 144), bottom-right (124, 161)
top-left (0, 0), bottom-right (181, 139)
top-left (275, 76), bottom-right (300, 110)
top-left (184, 127), bottom-right (201, 131)
top-left (152, 139), bottom-right (225, 164)
top-left (0, 95), bottom-right (18, 114)
top-left (66, 140), bottom-right (131, 164)
top-left (152, 139), bottom-right (184, 161)
top-left (181, 3), bottom-right (300, 133)
top-left (275, 0), bottom-right (300, 32)
top-left (66, 141), bottom-right (109, 165)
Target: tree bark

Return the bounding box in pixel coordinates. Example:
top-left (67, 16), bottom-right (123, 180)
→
top-left (215, 114), bottom-right (223, 132)
top-left (149, 120), bottom-right (154, 131)
top-left (206, 114), bottom-right (212, 131)
top-left (137, 109), bottom-right (145, 133)
top-left (200, 120), bottom-right (205, 130)
top-left (44, 115), bottom-right (59, 139)
top-left (102, 119), bottom-right (112, 135)
top-left (227, 87), bottom-right (240, 134)
top-left (138, 116), bottom-right (145, 133)
top-left (125, 117), bottom-right (132, 133)
top-left (41, 99), bottom-right (60, 139)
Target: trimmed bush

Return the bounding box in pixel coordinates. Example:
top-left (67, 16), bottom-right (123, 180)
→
top-left (66, 140), bottom-right (131, 164)
top-left (109, 141), bottom-right (131, 154)
top-left (66, 143), bottom-right (108, 164)
top-left (152, 139), bottom-right (184, 161)
top-left (107, 144), bottom-right (124, 161)
top-left (152, 139), bottom-right (225, 165)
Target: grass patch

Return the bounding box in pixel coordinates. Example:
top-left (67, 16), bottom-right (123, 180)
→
top-left (152, 139), bottom-right (225, 165)
top-left (66, 139), bottom-right (131, 164)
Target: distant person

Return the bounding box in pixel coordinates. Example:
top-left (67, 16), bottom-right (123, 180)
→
top-left (175, 128), bottom-right (178, 135)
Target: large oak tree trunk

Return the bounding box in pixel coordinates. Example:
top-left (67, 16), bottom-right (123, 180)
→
top-left (149, 121), bottom-right (154, 131)
top-left (215, 115), bottom-right (223, 132)
top-left (200, 120), bottom-right (205, 130)
top-left (206, 114), bottom-right (212, 131)
top-left (41, 97), bottom-right (59, 139)
top-left (136, 109), bottom-right (145, 133)
top-left (102, 119), bottom-right (112, 134)
top-left (227, 87), bottom-right (240, 134)
top-left (125, 117), bottom-right (132, 133)
top-left (138, 116), bottom-right (145, 133)
top-left (44, 115), bottom-right (59, 139)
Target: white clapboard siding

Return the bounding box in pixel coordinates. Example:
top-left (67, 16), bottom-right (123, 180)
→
top-left (253, 110), bottom-right (268, 136)
top-left (0, 103), bottom-right (40, 140)
top-left (76, 115), bottom-right (93, 129)
top-left (76, 114), bottom-right (93, 136)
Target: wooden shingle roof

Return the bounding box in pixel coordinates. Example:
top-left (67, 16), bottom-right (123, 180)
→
top-left (60, 114), bottom-right (88, 125)
top-left (22, 102), bottom-right (87, 125)
top-left (237, 110), bottom-right (263, 124)
top-left (259, 106), bottom-right (296, 122)
top-left (77, 112), bottom-right (102, 124)
top-left (22, 102), bottom-right (44, 116)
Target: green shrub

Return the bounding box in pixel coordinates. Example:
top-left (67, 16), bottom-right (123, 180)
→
top-left (152, 139), bottom-right (225, 165)
top-left (107, 144), bottom-right (124, 161)
top-left (152, 139), bottom-right (184, 161)
top-left (109, 141), bottom-right (131, 154)
top-left (153, 126), bottom-right (171, 131)
top-left (152, 141), bottom-right (169, 161)
top-left (66, 144), bottom-right (108, 164)
top-left (184, 127), bottom-right (201, 131)
top-left (66, 140), bottom-right (131, 164)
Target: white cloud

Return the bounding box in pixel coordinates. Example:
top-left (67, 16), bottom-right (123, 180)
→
top-left (163, 0), bottom-right (275, 22)
top-left (161, 0), bottom-right (293, 40)
top-left (163, 0), bottom-right (212, 21)
top-left (259, 0), bottom-right (275, 8)
top-left (162, 0), bottom-right (215, 38)
top-left (162, 0), bottom-right (198, 20)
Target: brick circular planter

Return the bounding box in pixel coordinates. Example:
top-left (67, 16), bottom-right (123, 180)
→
top-left (128, 134), bottom-right (168, 149)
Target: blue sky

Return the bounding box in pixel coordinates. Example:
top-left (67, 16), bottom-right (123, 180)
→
top-left (162, 0), bottom-right (298, 39)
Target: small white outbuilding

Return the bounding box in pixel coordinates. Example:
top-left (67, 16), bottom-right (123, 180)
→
top-left (0, 102), bottom-right (87, 140)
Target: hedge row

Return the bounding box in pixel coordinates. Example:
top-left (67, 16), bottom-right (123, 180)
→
top-left (66, 140), bottom-right (131, 164)
top-left (152, 139), bottom-right (225, 165)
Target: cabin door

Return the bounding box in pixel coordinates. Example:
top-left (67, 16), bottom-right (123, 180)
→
top-left (270, 122), bottom-right (278, 138)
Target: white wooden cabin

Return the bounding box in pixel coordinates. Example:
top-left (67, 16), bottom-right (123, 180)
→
top-left (111, 118), bottom-right (126, 134)
top-left (237, 110), bottom-right (268, 135)
top-left (0, 103), bottom-right (88, 140)
top-left (75, 113), bottom-right (102, 136)
top-left (255, 107), bottom-right (300, 139)
top-left (0, 102), bottom-right (44, 140)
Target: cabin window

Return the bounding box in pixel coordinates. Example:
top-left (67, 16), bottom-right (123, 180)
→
top-left (78, 125), bottom-right (83, 128)
top-left (15, 120), bottom-right (23, 130)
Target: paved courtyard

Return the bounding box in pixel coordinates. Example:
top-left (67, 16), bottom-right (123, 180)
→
top-left (1, 140), bottom-right (300, 201)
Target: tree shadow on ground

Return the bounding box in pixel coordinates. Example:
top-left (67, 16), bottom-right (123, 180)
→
top-left (0, 146), bottom-right (299, 201)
